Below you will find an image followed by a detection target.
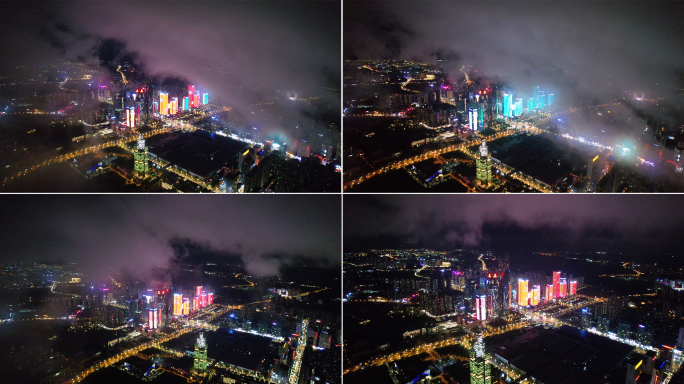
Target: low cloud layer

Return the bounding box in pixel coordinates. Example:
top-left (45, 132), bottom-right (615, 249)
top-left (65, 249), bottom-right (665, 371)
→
top-left (344, 195), bottom-right (684, 255)
top-left (0, 195), bottom-right (340, 278)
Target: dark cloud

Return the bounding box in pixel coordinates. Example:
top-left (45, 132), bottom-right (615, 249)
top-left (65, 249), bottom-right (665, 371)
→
top-left (344, 195), bottom-right (684, 256)
top-left (0, 195), bottom-right (341, 278)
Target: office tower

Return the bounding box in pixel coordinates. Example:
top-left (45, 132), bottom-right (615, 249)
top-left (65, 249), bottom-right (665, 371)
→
top-left (126, 106), bottom-right (136, 128)
top-left (170, 97), bottom-right (178, 115)
top-left (560, 278), bottom-right (568, 297)
top-left (194, 332), bottom-right (208, 373)
top-left (546, 284), bottom-right (554, 301)
top-left (188, 85), bottom-right (195, 108)
top-left (538, 91), bottom-right (546, 108)
top-left (553, 271), bottom-right (561, 299)
top-left (515, 99), bottom-right (522, 116)
top-left (503, 93), bottom-right (512, 118)
top-left (133, 133), bottom-right (149, 178)
top-left (548, 94), bottom-right (554, 106)
top-left (476, 140), bottom-right (492, 188)
top-left (148, 308), bottom-right (155, 329)
top-left (533, 86), bottom-right (539, 108)
top-left (478, 104), bottom-right (484, 127)
top-left (470, 332), bottom-right (491, 384)
top-left (530, 285), bottom-right (540, 306)
top-left (160, 92), bottom-right (169, 115)
top-left (469, 107), bottom-right (478, 131)
top-left (518, 279), bottom-right (529, 306)
top-left (173, 293), bottom-right (183, 316)
top-left (569, 280), bottom-right (577, 295)
top-left (476, 294), bottom-right (487, 321)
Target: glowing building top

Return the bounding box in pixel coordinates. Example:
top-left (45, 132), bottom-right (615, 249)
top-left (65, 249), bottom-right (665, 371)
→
top-left (479, 140), bottom-right (488, 157)
top-left (197, 332), bottom-right (206, 349)
top-left (137, 133), bottom-right (146, 150)
top-left (474, 333), bottom-right (485, 358)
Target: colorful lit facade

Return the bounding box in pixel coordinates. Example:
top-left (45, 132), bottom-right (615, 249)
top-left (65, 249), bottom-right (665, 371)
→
top-left (133, 133), bottom-right (149, 178)
top-left (202, 93), bottom-right (209, 105)
top-left (560, 278), bottom-right (567, 297)
top-left (546, 284), bottom-right (554, 302)
top-left (183, 298), bottom-right (189, 315)
top-left (476, 295), bottom-right (487, 321)
top-left (514, 99), bottom-right (522, 116)
top-left (548, 94), bottom-right (554, 106)
top-left (569, 280), bottom-right (577, 295)
top-left (530, 285), bottom-right (540, 306)
top-left (182, 96), bottom-right (189, 111)
top-left (470, 333), bottom-right (492, 384)
top-left (518, 278), bottom-right (529, 306)
top-left (188, 85), bottom-right (195, 108)
top-left (503, 93), bottom-right (512, 118)
top-left (476, 140), bottom-right (492, 188)
top-left (533, 86), bottom-right (539, 109)
top-left (469, 108), bottom-right (478, 131)
top-left (553, 271), bottom-right (561, 299)
top-left (170, 97), bottom-right (178, 115)
top-left (194, 91), bottom-right (200, 108)
top-left (126, 107), bottom-right (136, 128)
top-left (194, 332), bottom-right (208, 373)
top-left (160, 92), bottom-right (169, 116)
top-left (173, 293), bottom-right (183, 316)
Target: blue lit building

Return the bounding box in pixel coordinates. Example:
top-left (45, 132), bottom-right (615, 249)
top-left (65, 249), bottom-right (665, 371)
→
top-left (548, 94), bottom-right (554, 106)
top-left (514, 99), bottom-right (522, 116)
top-left (533, 86), bottom-right (539, 109)
top-left (503, 93), bottom-right (512, 118)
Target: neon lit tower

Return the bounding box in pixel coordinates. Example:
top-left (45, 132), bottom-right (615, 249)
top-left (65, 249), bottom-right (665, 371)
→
top-left (202, 93), bottom-right (209, 105)
top-left (518, 278), bottom-right (529, 306)
top-left (538, 91), bottom-right (546, 108)
top-left (159, 92), bottom-right (169, 116)
top-left (194, 332), bottom-right (208, 373)
top-left (514, 99), bottom-right (522, 116)
top-left (548, 94), bottom-right (554, 106)
top-left (133, 133), bottom-right (149, 179)
top-left (476, 140), bottom-right (492, 188)
top-left (569, 280), bottom-right (577, 295)
top-left (188, 85), bottom-right (195, 108)
top-left (531, 285), bottom-right (540, 306)
top-left (477, 104), bottom-right (484, 127)
top-left (533, 86), bottom-right (539, 109)
top-left (553, 271), bottom-right (561, 299)
top-left (469, 107), bottom-right (478, 131)
top-left (503, 93), bottom-right (512, 118)
top-left (173, 293), bottom-right (182, 316)
top-left (470, 332), bottom-right (491, 384)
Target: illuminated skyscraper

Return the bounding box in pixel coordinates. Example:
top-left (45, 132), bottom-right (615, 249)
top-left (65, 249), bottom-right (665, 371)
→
top-left (548, 94), bottom-right (554, 106)
top-left (503, 93), bottom-right (512, 118)
top-left (528, 98), bottom-right (534, 112)
top-left (202, 93), bottom-right (209, 105)
top-left (476, 140), bottom-right (492, 188)
top-left (533, 86), bottom-right (539, 109)
top-left (160, 92), bottom-right (169, 116)
top-left (469, 108), bottom-right (478, 131)
top-left (477, 104), bottom-right (484, 127)
top-left (514, 99), bottom-right (522, 116)
top-left (196, 286), bottom-right (203, 297)
top-left (194, 91), bottom-right (200, 108)
top-left (538, 91), bottom-right (546, 109)
top-left (560, 278), bottom-right (567, 297)
top-left (148, 308), bottom-right (155, 329)
top-left (182, 96), bottom-right (189, 111)
top-left (569, 280), bottom-right (577, 295)
top-left (208, 293), bottom-right (213, 305)
top-left (188, 85), bottom-right (195, 108)
top-left (470, 332), bottom-right (491, 384)
top-left (545, 284), bottom-right (554, 302)
top-left (126, 106), bottom-right (136, 128)
top-left (133, 133), bottom-right (149, 179)
top-left (530, 285), bottom-right (540, 306)
top-left (553, 271), bottom-right (561, 299)
top-left (170, 97), bottom-right (178, 115)
top-left (518, 279), bottom-right (529, 306)
top-left (173, 294), bottom-right (182, 316)
top-left (476, 294), bottom-right (487, 321)
top-left (183, 298), bottom-right (189, 315)
top-left (194, 332), bottom-right (208, 373)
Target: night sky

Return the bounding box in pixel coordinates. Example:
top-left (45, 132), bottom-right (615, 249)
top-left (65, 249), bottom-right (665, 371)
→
top-left (0, 195), bottom-right (340, 278)
top-left (344, 195), bottom-right (684, 257)
top-left (0, 1), bottom-right (340, 127)
top-left (344, 1), bottom-right (684, 140)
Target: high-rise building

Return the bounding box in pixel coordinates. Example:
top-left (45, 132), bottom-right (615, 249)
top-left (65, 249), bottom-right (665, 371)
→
top-left (677, 327), bottom-right (684, 349)
top-left (560, 278), bottom-right (568, 297)
top-left (528, 98), bottom-right (534, 112)
top-left (533, 86), bottom-right (539, 109)
top-left (475, 140), bottom-right (492, 188)
top-left (133, 133), bottom-right (149, 179)
top-left (503, 93), bottom-right (512, 118)
top-left (545, 284), bottom-right (554, 302)
top-left (202, 93), bottom-right (209, 105)
top-left (188, 85), bottom-right (195, 108)
top-left (194, 332), bottom-right (208, 373)
top-left (518, 279), bottom-right (529, 306)
top-left (126, 106), bottom-right (136, 128)
top-left (170, 97), bottom-right (178, 115)
top-left (160, 92), bottom-right (169, 116)
top-left (208, 293), bottom-right (213, 305)
top-left (194, 91), bottom-right (200, 108)
top-left (182, 96), bottom-right (189, 111)
top-left (553, 271), bottom-right (561, 299)
top-left (470, 332), bottom-right (491, 384)
top-left (538, 91), bottom-right (546, 109)
top-left (476, 294), bottom-right (487, 321)
top-left (530, 285), bottom-right (540, 306)
top-left (569, 280), bottom-right (577, 295)
top-left (548, 94), bottom-right (554, 106)
top-left (196, 286), bottom-right (203, 297)
top-left (183, 298), bottom-right (190, 315)
top-left (148, 307), bottom-right (156, 329)
top-left (514, 99), bottom-right (522, 116)
top-left (469, 107), bottom-right (478, 131)
top-left (478, 104), bottom-right (484, 127)
top-left (173, 293), bottom-right (182, 316)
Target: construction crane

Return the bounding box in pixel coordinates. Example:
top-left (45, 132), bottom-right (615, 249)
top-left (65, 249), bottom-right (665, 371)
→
top-left (116, 65), bottom-right (128, 84)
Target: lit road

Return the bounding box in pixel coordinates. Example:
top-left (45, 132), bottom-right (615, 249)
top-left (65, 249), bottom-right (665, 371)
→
top-left (289, 319), bottom-right (309, 384)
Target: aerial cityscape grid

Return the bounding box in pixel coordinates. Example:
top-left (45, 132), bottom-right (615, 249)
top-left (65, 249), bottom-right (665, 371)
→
top-left (343, 1), bottom-right (684, 192)
top-left (0, 2), bottom-right (340, 192)
top-left (0, 195), bottom-right (341, 384)
top-left (343, 195), bottom-right (684, 384)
